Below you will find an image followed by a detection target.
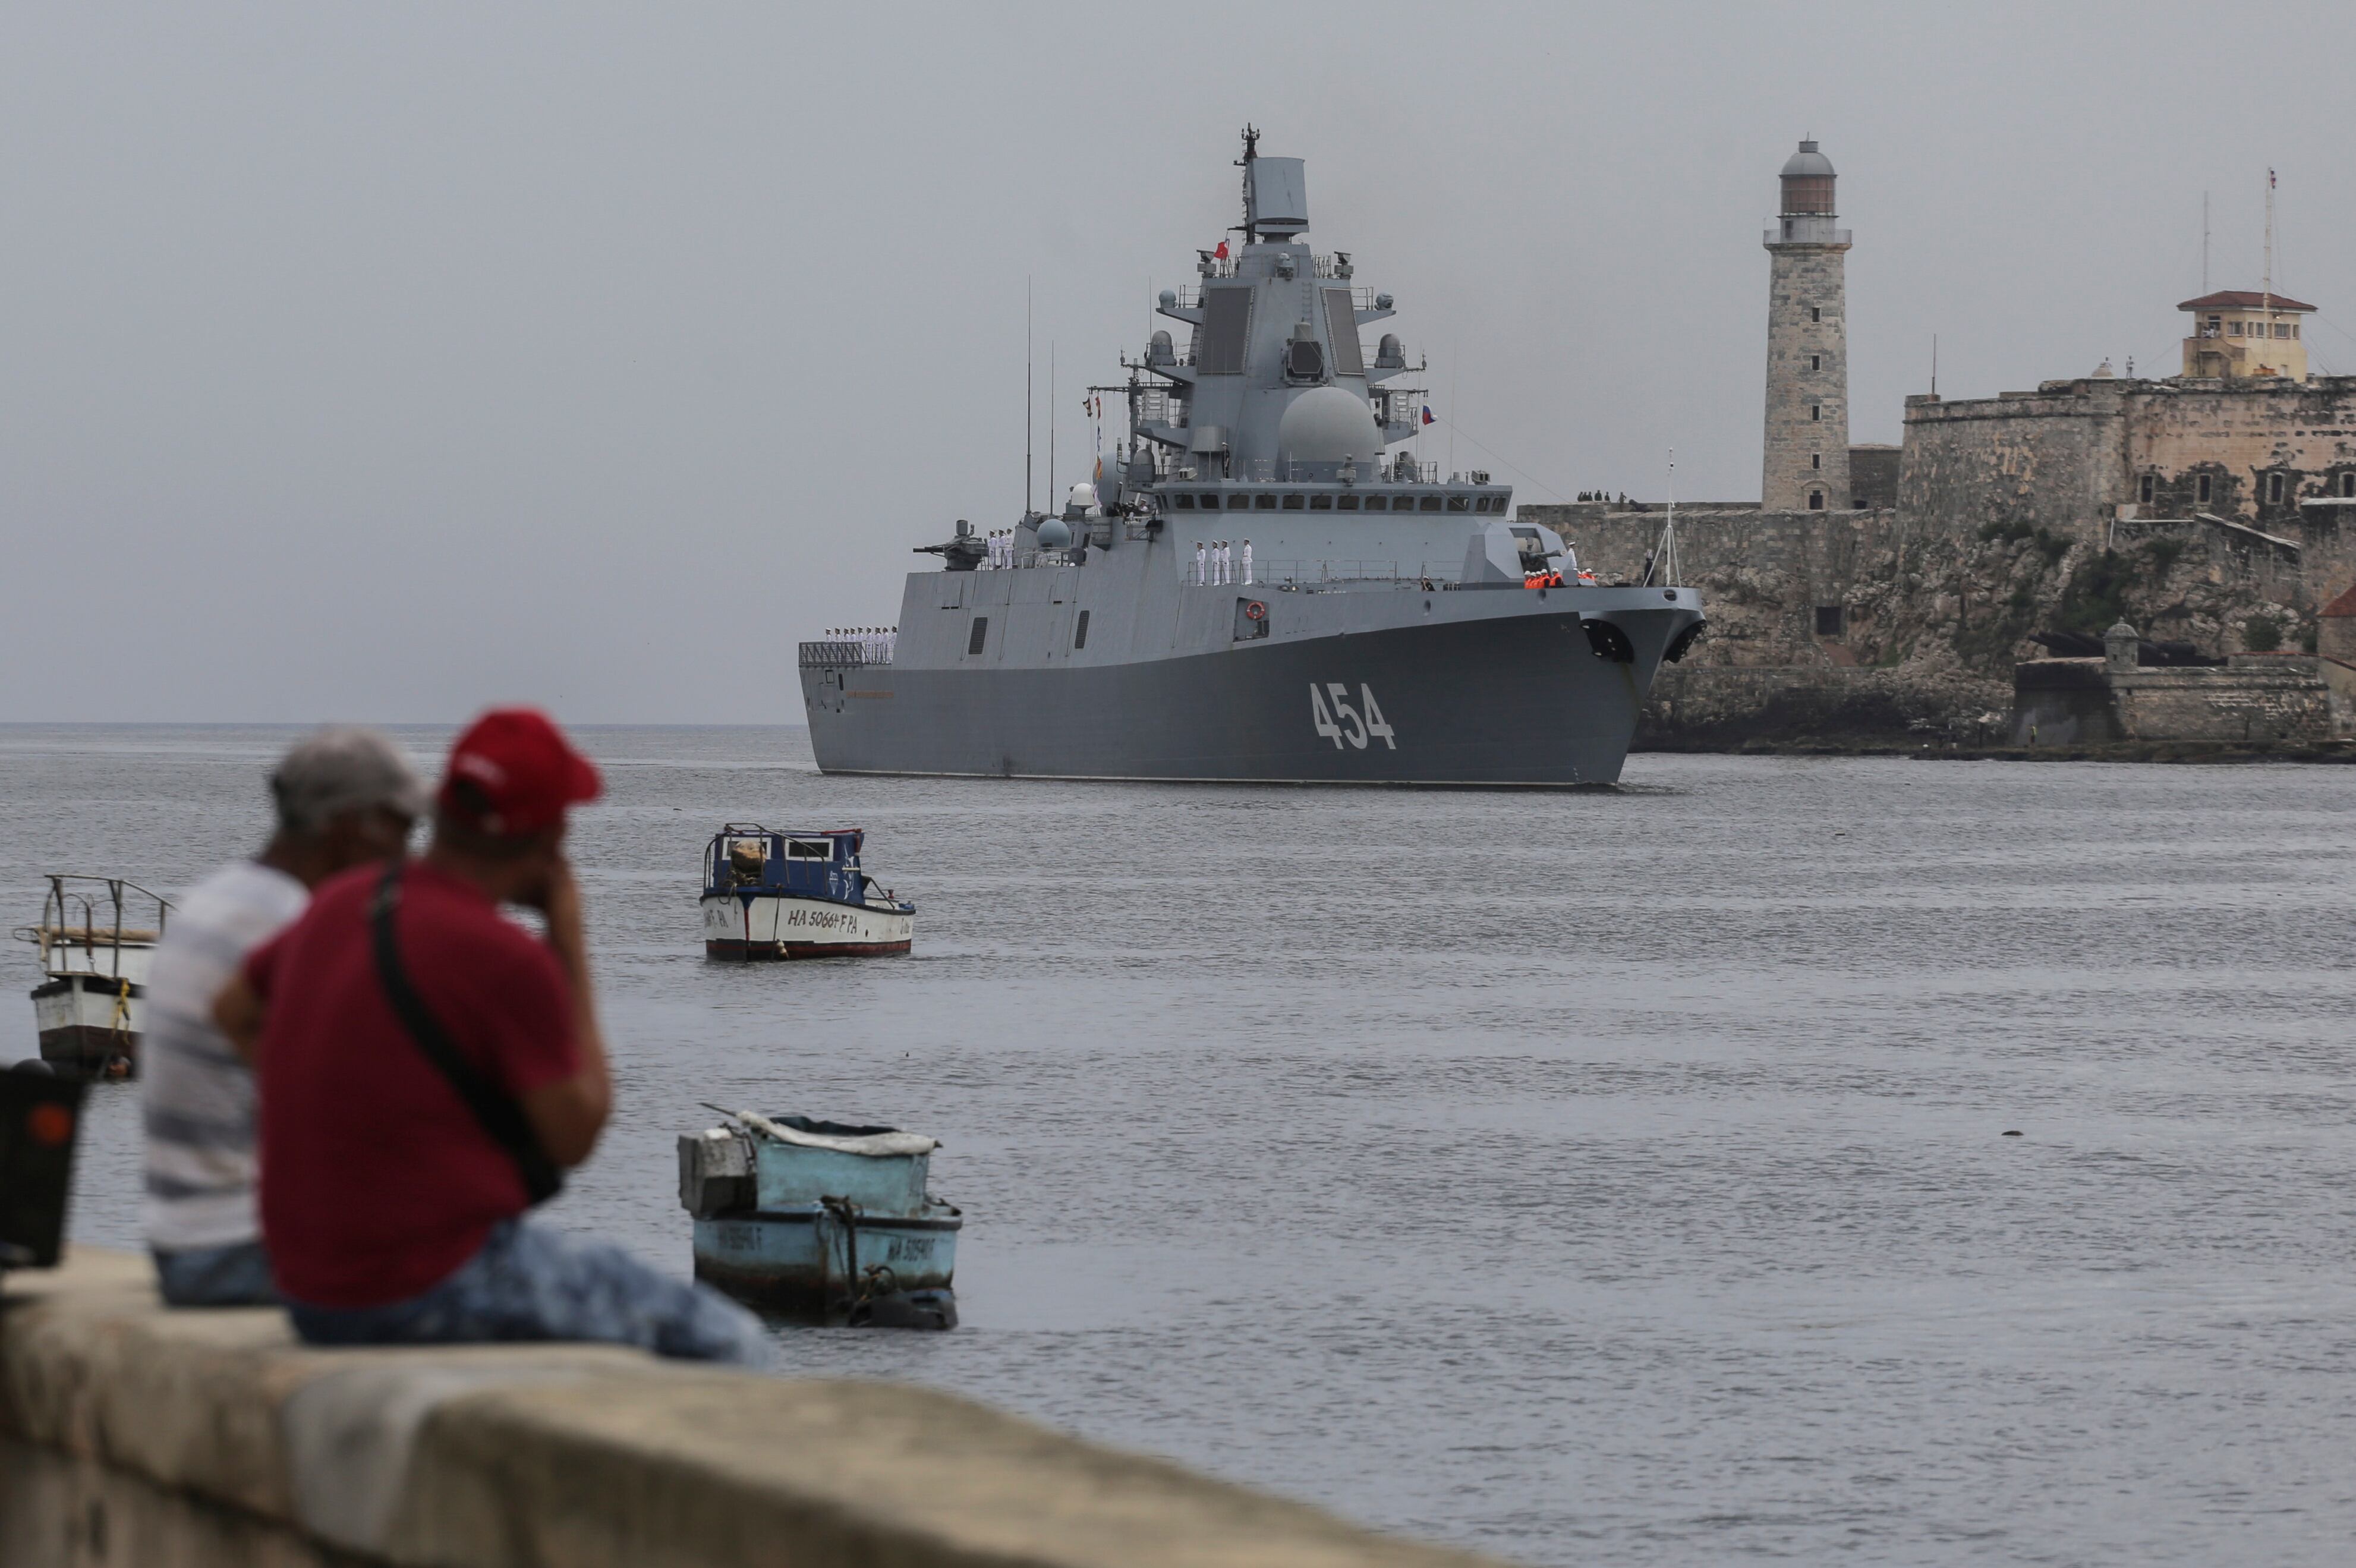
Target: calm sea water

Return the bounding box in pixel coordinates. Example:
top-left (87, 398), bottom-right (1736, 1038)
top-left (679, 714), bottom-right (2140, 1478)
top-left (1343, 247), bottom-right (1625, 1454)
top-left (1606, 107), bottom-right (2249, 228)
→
top-left (6, 725), bottom-right (2354, 1566)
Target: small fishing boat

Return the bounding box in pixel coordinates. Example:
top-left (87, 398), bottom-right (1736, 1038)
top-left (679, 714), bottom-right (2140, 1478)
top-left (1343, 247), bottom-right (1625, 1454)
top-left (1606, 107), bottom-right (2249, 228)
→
top-left (698, 824), bottom-right (914, 960)
top-left (12, 876), bottom-right (174, 1080)
top-left (679, 1107), bottom-right (959, 1327)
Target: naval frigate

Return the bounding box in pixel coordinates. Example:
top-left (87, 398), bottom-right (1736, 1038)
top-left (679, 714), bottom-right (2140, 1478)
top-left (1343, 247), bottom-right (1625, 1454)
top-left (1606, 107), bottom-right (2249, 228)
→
top-left (800, 130), bottom-right (1706, 786)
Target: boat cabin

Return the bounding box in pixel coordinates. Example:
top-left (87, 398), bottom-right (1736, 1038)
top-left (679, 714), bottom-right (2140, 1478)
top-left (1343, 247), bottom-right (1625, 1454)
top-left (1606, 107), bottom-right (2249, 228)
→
top-left (704, 824), bottom-right (870, 905)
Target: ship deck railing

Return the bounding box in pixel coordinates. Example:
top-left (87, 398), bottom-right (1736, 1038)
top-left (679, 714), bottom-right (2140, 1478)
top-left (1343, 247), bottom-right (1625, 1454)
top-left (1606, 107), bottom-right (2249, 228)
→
top-left (1170, 271), bottom-right (1372, 306)
top-left (1188, 561), bottom-right (1451, 589)
top-left (799, 641), bottom-right (893, 667)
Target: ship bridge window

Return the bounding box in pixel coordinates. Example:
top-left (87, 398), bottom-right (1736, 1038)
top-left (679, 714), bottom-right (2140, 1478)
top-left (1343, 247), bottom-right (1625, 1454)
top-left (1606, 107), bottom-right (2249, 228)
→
top-left (1363, 496), bottom-right (1388, 512)
top-left (1337, 495), bottom-right (1360, 511)
top-left (785, 838), bottom-right (833, 861)
top-left (1255, 493), bottom-right (1278, 509)
top-left (1174, 493), bottom-right (1196, 509)
top-left (1419, 496), bottom-right (1442, 512)
top-left (1283, 493), bottom-right (1305, 510)
top-left (1447, 495), bottom-right (1471, 512)
top-left (1309, 493), bottom-right (1333, 510)
top-left (1228, 492), bottom-right (1251, 509)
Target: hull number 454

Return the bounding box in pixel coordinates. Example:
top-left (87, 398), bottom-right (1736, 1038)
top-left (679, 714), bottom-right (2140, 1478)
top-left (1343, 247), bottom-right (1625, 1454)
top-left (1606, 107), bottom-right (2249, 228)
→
top-left (1310, 683), bottom-right (1398, 750)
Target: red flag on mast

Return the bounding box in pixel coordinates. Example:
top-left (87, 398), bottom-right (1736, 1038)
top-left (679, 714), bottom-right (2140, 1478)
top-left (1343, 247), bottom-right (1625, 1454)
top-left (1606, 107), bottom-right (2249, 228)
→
top-left (1214, 239), bottom-right (1229, 260)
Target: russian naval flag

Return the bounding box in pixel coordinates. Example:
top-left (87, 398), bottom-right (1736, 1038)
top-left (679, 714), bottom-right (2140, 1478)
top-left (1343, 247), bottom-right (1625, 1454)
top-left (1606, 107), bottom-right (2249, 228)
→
top-left (1420, 405), bottom-right (1436, 426)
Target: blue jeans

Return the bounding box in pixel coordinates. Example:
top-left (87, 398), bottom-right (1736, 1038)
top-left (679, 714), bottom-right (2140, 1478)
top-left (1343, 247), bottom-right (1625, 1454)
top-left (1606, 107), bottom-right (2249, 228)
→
top-left (285, 1218), bottom-right (771, 1367)
top-left (153, 1239), bottom-right (279, 1307)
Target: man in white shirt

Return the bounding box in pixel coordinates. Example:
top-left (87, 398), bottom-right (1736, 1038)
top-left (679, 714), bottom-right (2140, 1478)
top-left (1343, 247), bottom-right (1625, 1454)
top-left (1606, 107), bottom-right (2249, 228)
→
top-left (144, 727), bottom-right (425, 1306)
top-left (1195, 541), bottom-right (1207, 585)
top-left (1241, 539), bottom-right (1253, 585)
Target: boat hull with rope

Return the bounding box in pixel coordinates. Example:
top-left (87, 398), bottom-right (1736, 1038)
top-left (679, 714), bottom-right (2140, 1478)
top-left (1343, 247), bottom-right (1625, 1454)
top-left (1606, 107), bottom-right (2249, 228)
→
top-left (799, 130), bottom-right (1703, 788)
top-left (14, 877), bottom-right (174, 1079)
top-left (680, 1110), bottom-right (958, 1328)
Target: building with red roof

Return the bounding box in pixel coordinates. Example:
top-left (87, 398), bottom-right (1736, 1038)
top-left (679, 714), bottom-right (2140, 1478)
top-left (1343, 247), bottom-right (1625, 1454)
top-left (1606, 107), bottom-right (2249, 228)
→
top-left (2180, 291), bottom-right (2315, 382)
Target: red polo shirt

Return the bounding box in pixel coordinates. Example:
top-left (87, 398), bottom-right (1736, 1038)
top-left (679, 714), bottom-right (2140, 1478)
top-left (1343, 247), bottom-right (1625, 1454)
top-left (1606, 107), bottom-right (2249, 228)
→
top-left (247, 861), bottom-right (579, 1308)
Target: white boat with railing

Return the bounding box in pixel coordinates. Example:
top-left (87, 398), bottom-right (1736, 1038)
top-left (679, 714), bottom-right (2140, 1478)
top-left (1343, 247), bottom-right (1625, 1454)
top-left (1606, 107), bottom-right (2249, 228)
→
top-left (698, 825), bottom-right (914, 960)
top-left (13, 876), bottom-right (175, 1079)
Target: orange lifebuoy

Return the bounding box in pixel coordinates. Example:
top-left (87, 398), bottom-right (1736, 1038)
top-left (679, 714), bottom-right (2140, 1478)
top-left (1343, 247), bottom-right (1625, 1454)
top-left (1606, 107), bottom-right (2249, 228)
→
top-left (1244, 600), bottom-right (1267, 621)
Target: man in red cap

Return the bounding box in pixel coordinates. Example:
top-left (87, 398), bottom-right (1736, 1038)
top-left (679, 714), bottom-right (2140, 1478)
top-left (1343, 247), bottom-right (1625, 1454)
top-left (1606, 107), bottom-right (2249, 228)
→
top-left (217, 709), bottom-right (766, 1363)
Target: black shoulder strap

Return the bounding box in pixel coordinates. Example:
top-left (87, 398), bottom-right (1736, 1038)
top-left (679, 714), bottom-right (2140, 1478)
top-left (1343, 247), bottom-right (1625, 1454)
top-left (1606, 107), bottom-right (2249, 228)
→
top-left (368, 863), bottom-right (564, 1205)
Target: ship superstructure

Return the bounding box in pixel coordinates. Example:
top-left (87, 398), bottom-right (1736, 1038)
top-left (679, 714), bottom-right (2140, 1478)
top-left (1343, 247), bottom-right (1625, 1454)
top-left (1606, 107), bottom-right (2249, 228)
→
top-left (801, 131), bottom-right (1705, 786)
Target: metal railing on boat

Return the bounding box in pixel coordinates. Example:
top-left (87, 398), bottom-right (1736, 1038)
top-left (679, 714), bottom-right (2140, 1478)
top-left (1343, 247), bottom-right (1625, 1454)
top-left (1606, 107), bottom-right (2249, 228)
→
top-left (799, 641), bottom-right (894, 668)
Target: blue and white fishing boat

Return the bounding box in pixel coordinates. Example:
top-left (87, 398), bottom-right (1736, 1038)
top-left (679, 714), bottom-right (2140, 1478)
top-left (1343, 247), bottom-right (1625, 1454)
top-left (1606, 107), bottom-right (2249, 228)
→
top-left (679, 1108), bottom-right (959, 1328)
top-left (697, 824), bottom-right (914, 960)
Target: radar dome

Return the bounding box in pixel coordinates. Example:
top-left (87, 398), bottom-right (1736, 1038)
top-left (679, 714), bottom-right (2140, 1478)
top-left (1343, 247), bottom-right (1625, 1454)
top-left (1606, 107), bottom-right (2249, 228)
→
top-left (1276, 386), bottom-right (1381, 468)
top-left (1035, 517), bottom-right (1073, 550)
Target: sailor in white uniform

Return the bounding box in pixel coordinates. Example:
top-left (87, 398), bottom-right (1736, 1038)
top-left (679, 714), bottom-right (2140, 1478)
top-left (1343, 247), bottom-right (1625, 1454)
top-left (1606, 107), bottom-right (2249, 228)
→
top-left (1219, 540), bottom-right (1233, 584)
top-left (1240, 539), bottom-right (1253, 585)
top-left (1195, 541), bottom-right (1207, 585)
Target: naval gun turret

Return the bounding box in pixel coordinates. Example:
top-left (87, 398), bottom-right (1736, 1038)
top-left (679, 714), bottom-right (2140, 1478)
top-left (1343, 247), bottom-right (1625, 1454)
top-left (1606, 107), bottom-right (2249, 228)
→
top-left (912, 518), bottom-right (987, 572)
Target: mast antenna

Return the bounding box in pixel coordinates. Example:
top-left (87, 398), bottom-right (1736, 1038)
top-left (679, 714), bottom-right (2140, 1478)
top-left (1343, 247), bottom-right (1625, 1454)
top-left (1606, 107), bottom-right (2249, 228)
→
top-left (1026, 278), bottom-right (1034, 516)
top-left (1048, 341), bottom-right (1057, 514)
top-left (1648, 448), bottom-right (1680, 588)
top-left (2201, 190), bottom-right (2209, 294)
top-left (1236, 124), bottom-right (1259, 244)
top-left (1931, 333), bottom-right (1938, 398)
top-left (2263, 168), bottom-right (2275, 317)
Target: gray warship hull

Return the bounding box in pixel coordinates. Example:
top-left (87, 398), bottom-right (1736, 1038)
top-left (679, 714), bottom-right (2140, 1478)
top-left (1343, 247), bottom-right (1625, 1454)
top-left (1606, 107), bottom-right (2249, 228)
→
top-left (800, 131), bottom-right (1705, 785)
top-left (805, 572), bottom-right (1701, 786)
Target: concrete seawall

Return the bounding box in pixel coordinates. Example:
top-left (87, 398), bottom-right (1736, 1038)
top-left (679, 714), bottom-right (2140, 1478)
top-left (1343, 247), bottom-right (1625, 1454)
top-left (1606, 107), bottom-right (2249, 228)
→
top-left (2, 1249), bottom-right (1499, 1568)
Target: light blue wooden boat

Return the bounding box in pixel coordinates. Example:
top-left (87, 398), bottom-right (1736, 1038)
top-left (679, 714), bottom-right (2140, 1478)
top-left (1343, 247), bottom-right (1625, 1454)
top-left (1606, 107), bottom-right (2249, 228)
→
top-left (680, 1109), bottom-right (959, 1328)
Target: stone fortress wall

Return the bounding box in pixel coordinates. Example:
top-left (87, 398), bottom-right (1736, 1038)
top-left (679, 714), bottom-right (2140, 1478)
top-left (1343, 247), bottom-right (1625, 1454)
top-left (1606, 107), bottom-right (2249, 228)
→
top-left (1522, 134), bottom-right (2356, 747)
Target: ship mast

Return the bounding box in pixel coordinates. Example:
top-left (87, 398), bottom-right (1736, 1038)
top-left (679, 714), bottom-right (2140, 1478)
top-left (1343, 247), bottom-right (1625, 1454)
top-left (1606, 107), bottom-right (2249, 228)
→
top-left (1026, 278), bottom-right (1034, 517)
top-left (1236, 124), bottom-right (1259, 245)
top-left (2262, 168), bottom-right (2275, 319)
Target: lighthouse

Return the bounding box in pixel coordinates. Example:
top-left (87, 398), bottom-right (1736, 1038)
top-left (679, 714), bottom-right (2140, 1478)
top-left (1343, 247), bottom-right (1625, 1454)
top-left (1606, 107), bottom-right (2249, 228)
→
top-left (1762, 139), bottom-right (1853, 511)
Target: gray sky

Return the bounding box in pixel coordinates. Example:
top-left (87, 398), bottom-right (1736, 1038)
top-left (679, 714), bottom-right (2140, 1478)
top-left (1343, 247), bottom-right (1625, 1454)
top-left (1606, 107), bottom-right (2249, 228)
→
top-left (7, 1), bottom-right (2352, 723)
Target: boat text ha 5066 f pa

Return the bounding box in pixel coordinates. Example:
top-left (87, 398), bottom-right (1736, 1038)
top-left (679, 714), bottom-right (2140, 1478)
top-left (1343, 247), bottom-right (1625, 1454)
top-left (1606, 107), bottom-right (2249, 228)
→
top-left (698, 825), bottom-right (913, 960)
top-left (798, 128), bottom-right (1705, 787)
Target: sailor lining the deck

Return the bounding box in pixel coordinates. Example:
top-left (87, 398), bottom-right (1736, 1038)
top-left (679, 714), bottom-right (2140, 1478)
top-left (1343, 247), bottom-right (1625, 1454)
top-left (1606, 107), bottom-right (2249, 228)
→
top-left (1195, 540), bottom-right (1207, 585)
top-left (1242, 540), bottom-right (1253, 585)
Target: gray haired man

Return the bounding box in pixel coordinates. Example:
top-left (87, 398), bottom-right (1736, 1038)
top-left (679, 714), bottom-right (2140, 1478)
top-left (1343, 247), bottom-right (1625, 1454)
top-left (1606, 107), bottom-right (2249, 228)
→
top-left (144, 728), bottom-right (426, 1306)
